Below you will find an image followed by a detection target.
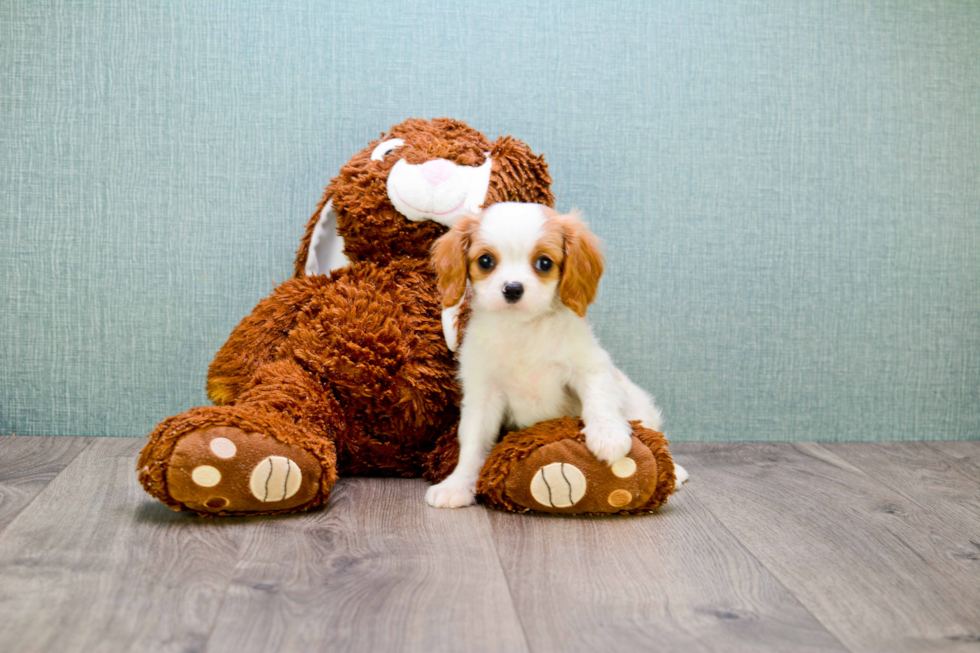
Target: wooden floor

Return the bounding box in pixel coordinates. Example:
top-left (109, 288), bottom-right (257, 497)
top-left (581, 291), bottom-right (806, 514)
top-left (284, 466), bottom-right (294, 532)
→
top-left (0, 437), bottom-right (977, 652)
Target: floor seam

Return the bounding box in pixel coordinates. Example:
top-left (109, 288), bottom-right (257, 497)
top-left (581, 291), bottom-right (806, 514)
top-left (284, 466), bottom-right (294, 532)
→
top-left (483, 510), bottom-right (535, 653)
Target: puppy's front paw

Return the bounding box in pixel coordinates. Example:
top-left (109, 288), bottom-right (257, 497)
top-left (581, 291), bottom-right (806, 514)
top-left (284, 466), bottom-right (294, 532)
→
top-left (673, 463), bottom-right (690, 488)
top-left (582, 420), bottom-right (633, 464)
top-left (425, 477), bottom-right (477, 508)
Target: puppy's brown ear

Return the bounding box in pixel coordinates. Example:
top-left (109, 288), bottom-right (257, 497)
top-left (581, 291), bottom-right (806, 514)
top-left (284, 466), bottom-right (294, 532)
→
top-left (485, 136), bottom-right (555, 208)
top-left (431, 214), bottom-right (481, 308)
top-left (555, 211), bottom-right (604, 317)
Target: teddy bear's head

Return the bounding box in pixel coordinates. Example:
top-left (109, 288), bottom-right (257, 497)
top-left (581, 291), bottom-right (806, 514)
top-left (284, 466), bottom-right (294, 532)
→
top-left (296, 118), bottom-right (554, 276)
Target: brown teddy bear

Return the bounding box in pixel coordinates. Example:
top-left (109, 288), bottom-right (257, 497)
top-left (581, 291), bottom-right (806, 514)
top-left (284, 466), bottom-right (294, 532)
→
top-left (137, 118), bottom-right (676, 516)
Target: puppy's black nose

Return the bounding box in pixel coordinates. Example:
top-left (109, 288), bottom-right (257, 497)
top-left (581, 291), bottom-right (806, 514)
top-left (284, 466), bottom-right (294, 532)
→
top-left (502, 282), bottom-right (524, 303)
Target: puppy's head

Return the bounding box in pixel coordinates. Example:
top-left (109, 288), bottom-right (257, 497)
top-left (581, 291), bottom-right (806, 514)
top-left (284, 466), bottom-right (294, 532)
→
top-left (431, 202), bottom-right (604, 317)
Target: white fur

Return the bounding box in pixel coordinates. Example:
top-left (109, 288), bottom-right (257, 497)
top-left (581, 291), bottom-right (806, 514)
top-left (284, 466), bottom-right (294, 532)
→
top-left (426, 203), bottom-right (687, 508)
top-left (441, 300), bottom-right (462, 353)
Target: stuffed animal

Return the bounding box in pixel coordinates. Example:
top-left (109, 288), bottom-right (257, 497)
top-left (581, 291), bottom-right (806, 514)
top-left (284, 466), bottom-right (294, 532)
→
top-left (137, 118), bottom-right (676, 516)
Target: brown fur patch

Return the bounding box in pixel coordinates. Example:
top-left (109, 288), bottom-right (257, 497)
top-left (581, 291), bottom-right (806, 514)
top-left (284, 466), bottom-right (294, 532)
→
top-left (484, 136), bottom-right (555, 209)
top-left (541, 208), bottom-right (604, 317)
top-left (466, 240), bottom-right (501, 285)
top-left (430, 213), bottom-right (481, 308)
top-left (533, 218), bottom-right (566, 284)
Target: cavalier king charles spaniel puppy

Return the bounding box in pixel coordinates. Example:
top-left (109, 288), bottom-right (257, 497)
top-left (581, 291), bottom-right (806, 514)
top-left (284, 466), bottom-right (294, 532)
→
top-left (425, 202), bottom-right (688, 508)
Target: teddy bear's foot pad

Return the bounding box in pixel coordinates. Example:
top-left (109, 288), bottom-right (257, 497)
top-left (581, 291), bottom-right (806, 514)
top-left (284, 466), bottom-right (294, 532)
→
top-left (505, 436), bottom-right (661, 514)
top-left (166, 426), bottom-right (321, 514)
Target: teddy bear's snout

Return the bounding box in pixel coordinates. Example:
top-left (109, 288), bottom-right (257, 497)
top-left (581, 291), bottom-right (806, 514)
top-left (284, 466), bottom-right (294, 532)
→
top-left (420, 159), bottom-right (456, 187)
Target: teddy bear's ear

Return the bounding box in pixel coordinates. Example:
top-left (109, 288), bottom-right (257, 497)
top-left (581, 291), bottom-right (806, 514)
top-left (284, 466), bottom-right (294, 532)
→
top-left (294, 195), bottom-right (350, 278)
top-left (484, 136), bottom-right (556, 208)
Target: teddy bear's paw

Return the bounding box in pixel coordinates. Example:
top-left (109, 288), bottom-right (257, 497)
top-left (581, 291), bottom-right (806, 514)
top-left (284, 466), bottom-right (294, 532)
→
top-left (164, 426), bottom-right (323, 515)
top-left (501, 435), bottom-right (664, 515)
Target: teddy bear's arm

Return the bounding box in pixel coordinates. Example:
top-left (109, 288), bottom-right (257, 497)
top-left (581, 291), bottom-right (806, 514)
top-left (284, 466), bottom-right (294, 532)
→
top-left (205, 277), bottom-right (323, 405)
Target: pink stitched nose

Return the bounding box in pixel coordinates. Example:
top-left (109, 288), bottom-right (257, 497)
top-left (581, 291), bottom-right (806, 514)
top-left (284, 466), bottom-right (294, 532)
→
top-left (420, 158), bottom-right (456, 187)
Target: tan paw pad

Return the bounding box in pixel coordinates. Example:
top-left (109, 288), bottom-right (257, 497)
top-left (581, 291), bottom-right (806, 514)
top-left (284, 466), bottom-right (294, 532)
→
top-left (611, 456), bottom-right (637, 478)
top-left (529, 462), bottom-right (587, 508)
top-left (205, 497), bottom-right (229, 510)
top-left (191, 465), bottom-right (221, 487)
top-left (250, 456), bottom-right (302, 502)
top-left (608, 489), bottom-right (633, 507)
top-left (209, 437), bottom-right (237, 459)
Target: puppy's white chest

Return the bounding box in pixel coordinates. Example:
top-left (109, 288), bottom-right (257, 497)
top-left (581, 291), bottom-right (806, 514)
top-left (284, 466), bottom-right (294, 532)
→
top-left (501, 366), bottom-right (575, 429)
top-left (479, 329), bottom-right (577, 429)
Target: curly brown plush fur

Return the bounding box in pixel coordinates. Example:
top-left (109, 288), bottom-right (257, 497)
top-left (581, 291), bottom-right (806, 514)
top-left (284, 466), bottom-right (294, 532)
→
top-left (137, 118), bottom-right (675, 517)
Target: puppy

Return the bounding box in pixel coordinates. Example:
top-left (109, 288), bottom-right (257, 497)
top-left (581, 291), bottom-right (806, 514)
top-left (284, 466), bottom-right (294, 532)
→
top-left (426, 202), bottom-right (688, 508)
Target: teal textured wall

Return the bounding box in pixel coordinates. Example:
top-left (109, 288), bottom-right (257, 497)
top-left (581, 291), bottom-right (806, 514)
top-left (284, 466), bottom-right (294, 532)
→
top-left (2, 1), bottom-right (978, 441)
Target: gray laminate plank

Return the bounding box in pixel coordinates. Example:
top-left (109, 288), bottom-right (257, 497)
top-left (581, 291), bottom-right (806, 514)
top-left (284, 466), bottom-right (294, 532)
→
top-left (932, 441), bottom-right (980, 478)
top-left (821, 442), bottom-right (980, 542)
top-left (204, 477), bottom-right (528, 653)
top-left (487, 479), bottom-right (848, 653)
top-left (0, 437), bottom-right (248, 653)
top-left (0, 435), bottom-right (93, 534)
top-left (679, 442), bottom-right (980, 653)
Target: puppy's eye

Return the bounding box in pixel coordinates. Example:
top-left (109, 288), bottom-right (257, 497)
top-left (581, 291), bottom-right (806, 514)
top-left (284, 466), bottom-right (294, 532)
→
top-left (534, 256), bottom-right (553, 273)
top-left (477, 254), bottom-right (495, 271)
top-left (370, 138), bottom-right (404, 162)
